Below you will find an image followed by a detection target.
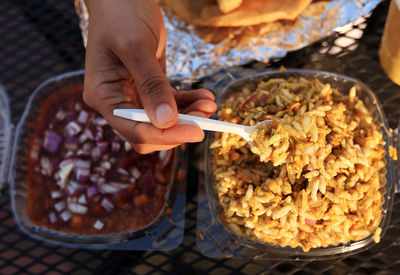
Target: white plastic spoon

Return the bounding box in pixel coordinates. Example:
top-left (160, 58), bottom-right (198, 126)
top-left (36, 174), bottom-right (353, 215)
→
top-left (113, 109), bottom-right (272, 145)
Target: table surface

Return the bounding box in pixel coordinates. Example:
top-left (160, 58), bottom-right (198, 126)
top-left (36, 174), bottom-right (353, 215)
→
top-left (1, 0), bottom-right (400, 274)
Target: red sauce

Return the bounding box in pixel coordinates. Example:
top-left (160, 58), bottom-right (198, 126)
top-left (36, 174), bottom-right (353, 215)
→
top-left (27, 85), bottom-right (174, 235)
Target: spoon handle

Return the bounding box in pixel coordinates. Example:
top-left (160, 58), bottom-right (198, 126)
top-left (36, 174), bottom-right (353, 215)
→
top-left (113, 109), bottom-right (249, 135)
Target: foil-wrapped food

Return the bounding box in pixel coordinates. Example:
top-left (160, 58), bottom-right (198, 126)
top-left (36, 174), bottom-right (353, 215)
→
top-left (74, 0), bottom-right (380, 80)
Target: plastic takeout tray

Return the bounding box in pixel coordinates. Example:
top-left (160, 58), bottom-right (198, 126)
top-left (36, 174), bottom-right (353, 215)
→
top-left (196, 68), bottom-right (400, 260)
top-left (1, 70), bottom-right (186, 250)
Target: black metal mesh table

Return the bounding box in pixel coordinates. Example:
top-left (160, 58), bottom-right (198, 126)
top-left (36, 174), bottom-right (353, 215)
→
top-left (1, 0), bottom-right (400, 274)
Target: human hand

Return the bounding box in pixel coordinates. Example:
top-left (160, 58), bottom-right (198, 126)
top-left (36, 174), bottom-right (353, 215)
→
top-left (83, 0), bottom-right (217, 154)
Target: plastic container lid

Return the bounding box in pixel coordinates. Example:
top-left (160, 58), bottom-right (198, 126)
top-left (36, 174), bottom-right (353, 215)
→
top-left (0, 83), bottom-right (12, 191)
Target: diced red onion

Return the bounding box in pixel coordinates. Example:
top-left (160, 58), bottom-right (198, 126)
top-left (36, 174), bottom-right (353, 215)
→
top-left (52, 159), bottom-right (60, 171)
top-left (43, 130), bottom-right (62, 153)
top-left (308, 163), bottom-right (314, 170)
top-left (56, 110), bottom-right (66, 121)
top-left (75, 103), bottom-right (82, 111)
top-left (54, 201), bottom-right (66, 212)
top-left (67, 196), bottom-right (77, 204)
top-left (40, 169), bottom-right (48, 176)
top-left (87, 186), bottom-right (98, 197)
top-left (242, 94), bottom-right (257, 108)
top-left (75, 102), bottom-right (82, 111)
top-left (124, 141), bottom-right (132, 151)
top-left (71, 180), bottom-right (85, 189)
top-left (101, 161), bottom-right (111, 170)
top-left (130, 167), bottom-right (141, 179)
top-left (101, 197), bottom-right (115, 212)
top-left (49, 212), bottom-right (57, 223)
top-left (65, 112), bottom-right (76, 122)
top-left (140, 170), bottom-right (156, 197)
top-left (112, 182), bottom-right (130, 189)
top-left (97, 187), bottom-right (105, 194)
top-left (40, 157), bottom-right (53, 175)
top-left (260, 93), bottom-right (268, 103)
top-left (76, 168), bottom-right (90, 183)
top-left (111, 141), bottom-right (121, 152)
top-left (79, 134), bottom-right (88, 144)
top-left (94, 220), bottom-right (104, 230)
top-left (95, 117), bottom-right (108, 126)
top-left (99, 183), bottom-right (119, 194)
top-left (94, 167), bottom-right (106, 176)
top-left (65, 121), bottom-right (82, 137)
top-left (68, 203), bottom-right (88, 214)
top-left (100, 182), bottom-right (130, 194)
top-left (96, 140), bottom-right (109, 154)
top-left (89, 173), bottom-right (99, 183)
top-left (305, 219), bottom-right (316, 226)
top-left (75, 159), bottom-right (91, 170)
top-left (98, 177), bottom-right (106, 184)
top-left (118, 168), bottom-right (129, 175)
top-left (129, 177), bottom-right (136, 184)
top-left (60, 210), bottom-right (72, 222)
top-left (95, 130), bottom-right (103, 141)
top-left (65, 151), bottom-right (74, 158)
top-left (67, 181), bottom-right (84, 195)
top-left (78, 194), bottom-right (87, 204)
top-left (51, 190), bottom-right (62, 199)
top-left (65, 136), bottom-right (78, 150)
top-left (110, 157), bottom-right (117, 164)
top-left (77, 149), bottom-right (91, 158)
top-left (56, 180), bottom-right (66, 189)
top-left (77, 110), bottom-right (89, 124)
top-left (60, 159), bottom-right (74, 169)
top-left (91, 147), bottom-right (101, 160)
top-left (84, 128), bottom-right (94, 140)
top-left (30, 139), bottom-right (41, 160)
top-left (83, 143), bottom-right (92, 151)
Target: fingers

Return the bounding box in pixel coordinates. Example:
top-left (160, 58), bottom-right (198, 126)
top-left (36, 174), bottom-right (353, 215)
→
top-left (132, 144), bottom-right (179, 155)
top-left (104, 104), bottom-right (205, 146)
top-left (181, 99), bottom-right (217, 116)
top-left (128, 110), bottom-right (210, 154)
top-left (117, 45), bottom-right (178, 129)
top-left (175, 89), bottom-right (215, 107)
top-left (175, 89), bottom-right (217, 116)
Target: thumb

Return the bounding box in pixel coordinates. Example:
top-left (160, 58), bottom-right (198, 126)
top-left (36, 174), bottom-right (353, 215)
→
top-left (121, 47), bottom-right (177, 129)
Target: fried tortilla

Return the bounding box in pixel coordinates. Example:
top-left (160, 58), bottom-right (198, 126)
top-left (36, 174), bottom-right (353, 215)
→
top-left (164, 0), bottom-right (313, 27)
top-left (217, 0), bottom-right (243, 14)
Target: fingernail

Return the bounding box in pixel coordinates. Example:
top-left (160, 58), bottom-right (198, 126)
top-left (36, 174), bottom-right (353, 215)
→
top-left (189, 130), bottom-right (204, 142)
top-left (190, 135), bottom-right (204, 142)
top-left (156, 103), bottom-right (174, 124)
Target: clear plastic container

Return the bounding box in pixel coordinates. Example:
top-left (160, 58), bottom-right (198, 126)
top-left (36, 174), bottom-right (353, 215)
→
top-left (196, 68), bottom-right (400, 260)
top-left (0, 83), bottom-right (12, 191)
top-left (7, 70), bottom-right (187, 250)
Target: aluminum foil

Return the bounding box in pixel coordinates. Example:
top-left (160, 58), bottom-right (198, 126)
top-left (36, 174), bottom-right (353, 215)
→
top-left (75, 0), bottom-right (381, 81)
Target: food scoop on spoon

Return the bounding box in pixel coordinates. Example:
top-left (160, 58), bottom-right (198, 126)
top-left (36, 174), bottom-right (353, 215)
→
top-left (113, 109), bottom-right (272, 146)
